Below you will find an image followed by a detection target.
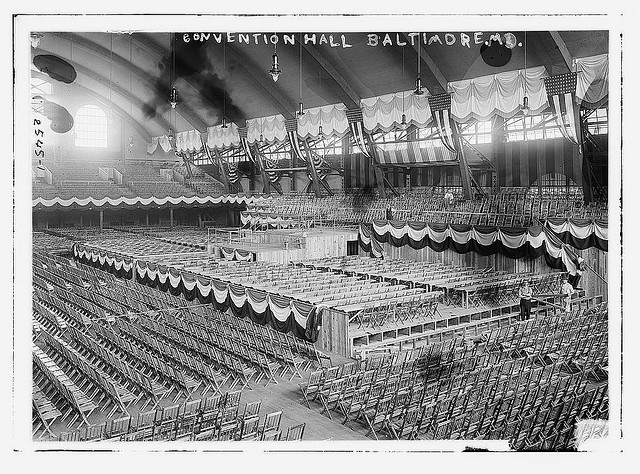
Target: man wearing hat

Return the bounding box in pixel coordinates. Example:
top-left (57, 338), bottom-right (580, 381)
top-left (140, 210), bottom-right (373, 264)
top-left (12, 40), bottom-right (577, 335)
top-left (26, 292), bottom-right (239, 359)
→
top-left (518, 279), bottom-right (533, 321)
top-left (560, 275), bottom-right (575, 313)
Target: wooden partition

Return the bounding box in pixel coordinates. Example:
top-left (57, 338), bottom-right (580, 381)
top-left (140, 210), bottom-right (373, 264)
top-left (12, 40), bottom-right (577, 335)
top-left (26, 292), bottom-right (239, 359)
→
top-left (317, 308), bottom-right (350, 358)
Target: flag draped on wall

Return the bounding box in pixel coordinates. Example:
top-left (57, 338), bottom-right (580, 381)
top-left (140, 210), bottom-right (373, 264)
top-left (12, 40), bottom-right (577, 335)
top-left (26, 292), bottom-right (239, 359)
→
top-left (346, 107), bottom-right (373, 159)
top-left (543, 72), bottom-right (582, 147)
top-left (238, 126), bottom-right (256, 165)
top-left (427, 93), bottom-right (460, 154)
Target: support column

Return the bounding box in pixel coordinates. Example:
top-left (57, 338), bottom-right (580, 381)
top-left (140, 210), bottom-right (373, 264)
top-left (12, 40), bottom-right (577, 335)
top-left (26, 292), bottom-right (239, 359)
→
top-left (79, 214), bottom-right (83, 227)
top-left (169, 208), bottom-right (174, 230)
top-left (452, 123), bottom-right (473, 200)
top-left (99, 210), bottom-right (104, 230)
top-left (302, 139), bottom-right (323, 198)
top-left (146, 212), bottom-right (149, 226)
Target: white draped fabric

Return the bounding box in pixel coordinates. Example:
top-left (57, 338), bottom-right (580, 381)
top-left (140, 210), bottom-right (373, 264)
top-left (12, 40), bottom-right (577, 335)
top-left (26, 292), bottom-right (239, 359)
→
top-left (246, 114), bottom-right (287, 145)
top-left (361, 90), bottom-right (433, 133)
top-left (574, 54), bottom-right (609, 108)
top-left (297, 104), bottom-right (350, 139)
top-left (545, 219), bottom-right (608, 242)
top-left (33, 194), bottom-right (268, 209)
top-left (146, 135), bottom-right (174, 154)
top-left (175, 129), bottom-right (203, 152)
top-left (207, 123), bottom-right (240, 149)
top-left (449, 66), bottom-right (549, 122)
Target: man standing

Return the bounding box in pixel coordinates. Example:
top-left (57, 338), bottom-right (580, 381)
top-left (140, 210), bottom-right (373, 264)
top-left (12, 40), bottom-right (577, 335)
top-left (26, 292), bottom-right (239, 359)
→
top-left (560, 276), bottom-right (575, 313)
top-left (518, 280), bottom-right (533, 321)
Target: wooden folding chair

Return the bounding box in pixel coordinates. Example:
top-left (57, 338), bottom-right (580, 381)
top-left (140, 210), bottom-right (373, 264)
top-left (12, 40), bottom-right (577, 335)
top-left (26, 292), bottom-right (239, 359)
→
top-left (284, 423), bottom-right (306, 441)
top-left (258, 411), bottom-right (282, 439)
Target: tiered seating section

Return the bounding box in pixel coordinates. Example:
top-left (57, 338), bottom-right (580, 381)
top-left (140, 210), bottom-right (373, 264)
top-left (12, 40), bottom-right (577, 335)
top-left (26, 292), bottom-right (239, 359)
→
top-left (298, 302), bottom-right (608, 449)
top-left (245, 187), bottom-right (607, 227)
top-left (32, 160), bottom-right (225, 201)
top-left (172, 163), bottom-right (227, 197)
top-left (32, 251), bottom-right (325, 440)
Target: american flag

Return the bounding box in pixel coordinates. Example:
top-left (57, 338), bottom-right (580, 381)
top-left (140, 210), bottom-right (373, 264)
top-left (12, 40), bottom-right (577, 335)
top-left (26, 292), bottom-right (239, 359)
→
top-left (237, 126), bottom-right (256, 165)
top-left (543, 72), bottom-right (581, 146)
top-left (346, 107), bottom-right (372, 159)
top-left (427, 93), bottom-right (459, 154)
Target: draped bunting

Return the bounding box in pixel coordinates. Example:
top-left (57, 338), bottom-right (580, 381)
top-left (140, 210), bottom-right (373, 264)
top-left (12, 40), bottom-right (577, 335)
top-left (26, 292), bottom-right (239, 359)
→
top-left (146, 135), bottom-right (173, 154)
top-left (240, 212), bottom-right (302, 229)
top-left (297, 103), bottom-right (350, 139)
top-left (428, 93), bottom-right (460, 154)
top-left (246, 114), bottom-right (287, 145)
top-left (219, 247), bottom-right (254, 262)
top-left (238, 126), bottom-right (256, 165)
top-left (364, 221), bottom-right (579, 275)
top-left (226, 162), bottom-right (241, 184)
top-left (72, 243), bottom-right (320, 341)
top-left (358, 223), bottom-right (384, 258)
top-left (33, 194), bottom-right (266, 210)
top-left (346, 108), bottom-right (372, 159)
top-left (258, 150), bottom-right (282, 184)
top-left (206, 123), bottom-right (240, 150)
top-left (285, 118), bottom-right (306, 163)
top-left (449, 66), bottom-right (549, 122)
top-left (544, 218), bottom-right (608, 251)
top-left (175, 129), bottom-right (203, 153)
top-left (543, 72), bottom-right (582, 147)
top-left (575, 54), bottom-right (609, 109)
top-left (361, 90), bottom-right (433, 132)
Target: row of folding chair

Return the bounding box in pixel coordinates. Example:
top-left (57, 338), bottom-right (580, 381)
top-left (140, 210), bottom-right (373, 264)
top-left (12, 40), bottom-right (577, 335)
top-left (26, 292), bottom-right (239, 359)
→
top-left (39, 328), bottom-right (136, 419)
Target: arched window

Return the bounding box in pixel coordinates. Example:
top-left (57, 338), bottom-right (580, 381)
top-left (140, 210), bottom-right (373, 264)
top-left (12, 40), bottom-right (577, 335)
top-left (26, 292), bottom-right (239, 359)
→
top-left (74, 105), bottom-right (108, 148)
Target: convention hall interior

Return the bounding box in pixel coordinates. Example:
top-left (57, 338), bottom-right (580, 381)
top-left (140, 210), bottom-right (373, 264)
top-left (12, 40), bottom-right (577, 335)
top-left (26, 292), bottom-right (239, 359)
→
top-left (28, 28), bottom-right (609, 449)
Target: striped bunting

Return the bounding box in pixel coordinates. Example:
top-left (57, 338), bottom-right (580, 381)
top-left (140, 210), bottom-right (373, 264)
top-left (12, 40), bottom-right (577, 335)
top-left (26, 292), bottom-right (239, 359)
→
top-left (346, 107), bottom-right (372, 159)
top-left (258, 150), bottom-right (282, 184)
top-left (427, 93), bottom-right (459, 154)
top-left (378, 141), bottom-right (457, 165)
top-left (543, 72), bottom-right (582, 146)
top-left (237, 126), bottom-right (256, 164)
top-left (285, 118), bottom-right (306, 163)
top-left (226, 161), bottom-right (241, 184)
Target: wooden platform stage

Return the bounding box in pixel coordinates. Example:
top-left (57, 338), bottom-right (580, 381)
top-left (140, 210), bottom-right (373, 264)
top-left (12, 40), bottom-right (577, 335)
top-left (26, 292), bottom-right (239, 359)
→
top-left (210, 227), bottom-right (359, 264)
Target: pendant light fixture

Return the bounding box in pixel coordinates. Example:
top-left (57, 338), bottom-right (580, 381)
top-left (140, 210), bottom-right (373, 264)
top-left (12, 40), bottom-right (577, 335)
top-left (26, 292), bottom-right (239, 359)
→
top-left (222, 41), bottom-right (228, 128)
top-left (169, 32), bottom-right (178, 110)
top-left (521, 31), bottom-right (530, 116)
top-left (318, 70), bottom-right (324, 138)
top-left (259, 100), bottom-right (264, 145)
top-left (269, 35), bottom-right (281, 82)
top-left (297, 33), bottom-right (304, 117)
top-left (168, 32), bottom-right (176, 142)
top-left (106, 34), bottom-right (113, 123)
top-left (414, 40), bottom-right (424, 96)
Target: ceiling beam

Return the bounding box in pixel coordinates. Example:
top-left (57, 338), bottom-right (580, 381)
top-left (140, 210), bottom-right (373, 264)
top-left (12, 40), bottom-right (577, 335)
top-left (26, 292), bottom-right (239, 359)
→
top-left (402, 33), bottom-right (449, 94)
top-left (34, 46), bottom-right (171, 133)
top-left (224, 44), bottom-right (296, 120)
top-left (526, 33), bottom-right (554, 76)
top-left (31, 70), bottom-right (152, 142)
top-left (549, 31), bottom-right (574, 72)
top-left (50, 32), bottom-right (208, 133)
top-left (301, 43), bottom-right (361, 109)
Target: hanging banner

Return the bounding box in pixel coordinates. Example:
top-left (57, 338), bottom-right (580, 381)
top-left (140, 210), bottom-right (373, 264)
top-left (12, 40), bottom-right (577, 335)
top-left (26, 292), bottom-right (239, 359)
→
top-left (427, 93), bottom-right (459, 154)
top-left (543, 72), bottom-right (582, 147)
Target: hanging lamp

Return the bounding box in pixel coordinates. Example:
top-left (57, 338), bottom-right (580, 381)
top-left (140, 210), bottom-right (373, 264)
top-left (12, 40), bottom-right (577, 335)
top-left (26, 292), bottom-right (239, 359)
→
top-left (269, 37), bottom-right (281, 82)
top-left (521, 31), bottom-right (530, 116)
top-left (414, 41), bottom-right (424, 96)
